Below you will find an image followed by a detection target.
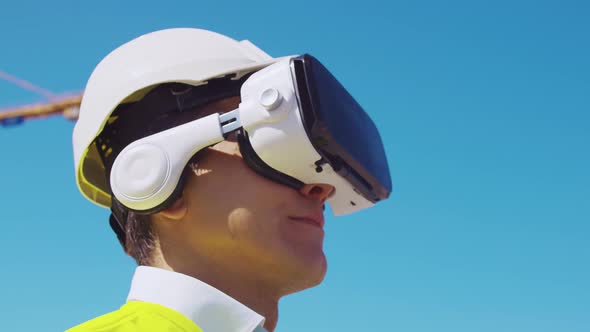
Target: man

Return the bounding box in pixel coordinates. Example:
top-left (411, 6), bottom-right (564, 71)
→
top-left (68, 28), bottom-right (390, 332)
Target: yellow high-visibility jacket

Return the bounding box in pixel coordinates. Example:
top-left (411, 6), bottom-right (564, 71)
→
top-left (66, 301), bottom-right (203, 332)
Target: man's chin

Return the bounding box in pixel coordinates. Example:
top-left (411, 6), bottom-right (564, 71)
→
top-left (283, 253), bottom-right (328, 294)
top-left (311, 256), bottom-right (328, 285)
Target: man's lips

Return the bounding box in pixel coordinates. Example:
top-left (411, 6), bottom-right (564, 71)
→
top-left (289, 212), bottom-right (325, 228)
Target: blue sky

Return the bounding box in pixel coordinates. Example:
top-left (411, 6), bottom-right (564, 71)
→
top-left (1, 1), bottom-right (588, 331)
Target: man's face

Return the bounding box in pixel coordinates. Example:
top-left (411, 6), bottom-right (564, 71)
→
top-left (154, 97), bottom-right (334, 295)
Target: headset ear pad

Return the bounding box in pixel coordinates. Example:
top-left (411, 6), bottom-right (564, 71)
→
top-left (111, 143), bottom-right (170, 200)
top-left (110, 142), bottom-right (193, 215)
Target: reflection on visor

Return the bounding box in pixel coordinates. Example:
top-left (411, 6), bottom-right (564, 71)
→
top-left (291, 54), bottom-right (391, 202)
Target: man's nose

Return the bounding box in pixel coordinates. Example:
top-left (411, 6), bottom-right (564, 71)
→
top-left (299, 183), bottom-right (335, 204)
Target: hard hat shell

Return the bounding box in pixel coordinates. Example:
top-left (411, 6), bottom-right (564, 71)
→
top-left (73, 28), bottom-right (280, 208)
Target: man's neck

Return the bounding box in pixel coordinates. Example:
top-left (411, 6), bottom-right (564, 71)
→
top-left (152, 253), bottom-right (280, 332)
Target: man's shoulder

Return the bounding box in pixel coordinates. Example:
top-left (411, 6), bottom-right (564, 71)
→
top-left (66, 304), bottom-right (131, 332)
top-left (66, 301), bottom-right (203, 332)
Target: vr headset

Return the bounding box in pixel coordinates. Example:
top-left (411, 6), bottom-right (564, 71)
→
top-left (105, 54), bottom-right (391, 218)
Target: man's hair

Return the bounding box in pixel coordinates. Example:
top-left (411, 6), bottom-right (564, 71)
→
top-left (125, 212), bottom-right (156, 266)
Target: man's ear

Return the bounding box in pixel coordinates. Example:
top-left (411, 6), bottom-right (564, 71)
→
top-left (157, 196), bottom-right (188, 221)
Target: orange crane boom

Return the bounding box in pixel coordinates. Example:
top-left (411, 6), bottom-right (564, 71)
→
top-left (0, 94), bottom-right (82, 126)
top-left (0, 70), bottom-right (82, 126)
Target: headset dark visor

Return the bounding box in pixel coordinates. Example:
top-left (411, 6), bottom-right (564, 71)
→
top-left (291, 54), bottom-right (391, 202)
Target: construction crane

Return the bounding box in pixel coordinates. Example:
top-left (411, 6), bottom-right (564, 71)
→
top-left (0, 70), bottom-right (81, 127)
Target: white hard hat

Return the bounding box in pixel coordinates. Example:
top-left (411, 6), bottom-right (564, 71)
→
top-left (73, 28), bottom-right (280, 208)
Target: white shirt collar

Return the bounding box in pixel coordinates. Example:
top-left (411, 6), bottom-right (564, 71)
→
top-left (127, 266), bottom-right (267, 332)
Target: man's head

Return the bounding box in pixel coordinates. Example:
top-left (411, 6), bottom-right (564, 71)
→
top-left (118, 94), bottom-right (334, 294)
